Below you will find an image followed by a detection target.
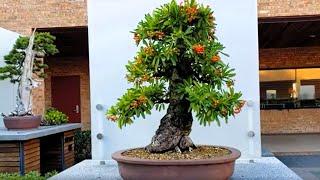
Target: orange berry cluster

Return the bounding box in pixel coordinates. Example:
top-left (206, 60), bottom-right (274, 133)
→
top-left (192, 44), bottom-right (205, 55)
top-left (107, 115), bottom-right (118, 122)
top-left (135, 56), bottom-right (143, 65)
top-left (143, 46), bottom-right (155, 56)
top-left (154, 31), bottom-right (165, 40)
top-left (186, 6), bottom-right (198, 22)
top-left (211, 55), bottom-right (220, 63)
top-left (212, 99), bottom-right (220, 108)
top-left (146, 31), bottom-right (165, 40)
top-left (130, 95), bottom-right (148, 109)
top-left (234, 100), bottom-right (246, 114)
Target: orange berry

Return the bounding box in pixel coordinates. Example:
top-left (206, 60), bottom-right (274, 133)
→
top-left (154, 31), bottom-right (165, 40)
top-left (211, 55), bottom-right (220, 63)
top-left (239, 100), bottom-right (246, 108)
top-left (135, 56), bottom-right (143, 64)
top-left (234, 108), bottom-right (241, 114)
top-left (137, 95), bottom-right (148, 104)
top-left (186, 6), bottom-right (198, 22)
top-left (212, 99), bottom-right (220, 108)
top-left (107, 115), bottom-right (118, 122)
top-left (143, 46), bottom-right (155, 56)
top-left (192, 44), bottom-right (205, 55)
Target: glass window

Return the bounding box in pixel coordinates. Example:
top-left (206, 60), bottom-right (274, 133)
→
top-left (260, 68), bottom-right (320, 109)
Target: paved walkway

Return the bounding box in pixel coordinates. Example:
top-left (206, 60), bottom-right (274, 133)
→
top-left (278, 155), bottom-right (320, 180)
top-left (262, 134), bottom-right (320, 155)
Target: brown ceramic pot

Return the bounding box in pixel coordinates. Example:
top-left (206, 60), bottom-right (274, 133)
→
top-left (3, 115), bottom-right (42, 130)
top-left (112, 146), bottom-right (241, 180)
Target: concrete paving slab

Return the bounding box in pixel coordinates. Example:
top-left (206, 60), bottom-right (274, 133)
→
top-left (50, 158), bottom-right (301, 180)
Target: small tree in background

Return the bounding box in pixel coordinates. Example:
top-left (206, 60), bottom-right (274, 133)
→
top-left (0, 30), bottom-right (58, 116)
top-left (107, 0), bottom-right (245, 153)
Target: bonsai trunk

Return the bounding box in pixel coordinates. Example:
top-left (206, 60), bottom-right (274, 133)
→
top-left (146, 99), bottom-right (195, 153)
top-left (146, 67), bottom-right (195, 153)
top-left (16, 29), bottom-right (37, 116)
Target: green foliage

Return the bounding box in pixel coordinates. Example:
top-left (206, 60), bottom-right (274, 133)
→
top-left (107, 0), bottom-right (243, 128)
top-left (43, 108), bottom-right (68, 125)
top-left (0, 171), bottom-right (57, 180)
top-left (74, 130), bottom-right (92, 163)
top-left (0, 32), bottom-right (58, 83)
top-left (43, 171), bottom-right (58, 179)
top-left (180, 80), bottom-right (242, 126)
top-left (107, 81), bottom-right (166, 128)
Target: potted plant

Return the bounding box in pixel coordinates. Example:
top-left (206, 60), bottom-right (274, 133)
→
top-left (107, 0), bottom-right (245, 179)
top-left (42, 107), bottom-right (69, 126)
top-left (0, 30), bottom-right (58, 129)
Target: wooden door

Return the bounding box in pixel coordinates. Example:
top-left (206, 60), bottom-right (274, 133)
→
top-left (51, 76), bottom-right (81, 123)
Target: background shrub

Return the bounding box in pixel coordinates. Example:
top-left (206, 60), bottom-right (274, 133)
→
top-left (0, 171), bottom-right (57, 180)
top-left (43, 108), bottom-right (68, 125)
top-left (74, 130), bottom-right (91, 163)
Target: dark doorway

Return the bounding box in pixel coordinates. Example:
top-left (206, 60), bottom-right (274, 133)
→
top-left (51, 76), bottom-right (81, 123)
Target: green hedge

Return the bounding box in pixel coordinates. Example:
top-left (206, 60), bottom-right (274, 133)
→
top-left (74, 130), bottom-right (91, 163)
top-left (0, 171), bottom-right (57, 180)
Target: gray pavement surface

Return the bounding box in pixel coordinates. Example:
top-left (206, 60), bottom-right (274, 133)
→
top-left (277, 155), bottom-right (320, 180)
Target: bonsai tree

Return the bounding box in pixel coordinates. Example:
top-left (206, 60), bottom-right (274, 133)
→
top-left (0, 30), bottom-right (58, 116)
top-left (107, 0), bottom-right (245, 153)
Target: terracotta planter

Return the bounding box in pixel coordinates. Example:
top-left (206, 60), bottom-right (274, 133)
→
top-left (3, 115), bottom-right (42, 130)
top-left (112, 146), bottom-right (240, 180)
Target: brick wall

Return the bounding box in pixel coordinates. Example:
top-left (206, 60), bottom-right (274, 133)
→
top-left (261, 109), bottom-right (320, 134)
top-left (0, 0), bottom-right (87, 35)
top-left (44, 57), bottom-right (90, 130)
top-left (260, 47), bottom-right (320, 69)
top-left (258, 0), bottom-right (320, 17)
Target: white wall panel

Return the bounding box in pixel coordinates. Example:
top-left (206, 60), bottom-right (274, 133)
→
top-left (88, 0), bottom-right (261, 160)
top-left (0, 28), bottom-right (19, 128)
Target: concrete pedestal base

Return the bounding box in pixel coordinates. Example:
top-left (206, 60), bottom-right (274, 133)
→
top-left (50, 157), bottom-right (301, 180)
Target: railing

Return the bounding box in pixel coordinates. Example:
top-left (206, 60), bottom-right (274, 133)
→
top-left (260, 99), bottom-right (320, 109)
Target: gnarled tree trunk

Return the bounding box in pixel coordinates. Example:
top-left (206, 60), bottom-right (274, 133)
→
top-left (146, 66), bottom-right (196, 153)
top-left (16, 29), bottom-right (37, 116)
top-left (146, 99), bottom-right (195, 153)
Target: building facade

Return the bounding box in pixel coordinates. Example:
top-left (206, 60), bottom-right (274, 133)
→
top-left (258, 0), bottom-right (320, 134)
top-left (0, 0), bottom-right (90, 129)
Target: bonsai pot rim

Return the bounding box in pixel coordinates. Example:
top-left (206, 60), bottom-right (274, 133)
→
top-left (112, 145), bottom-right (241, 165)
